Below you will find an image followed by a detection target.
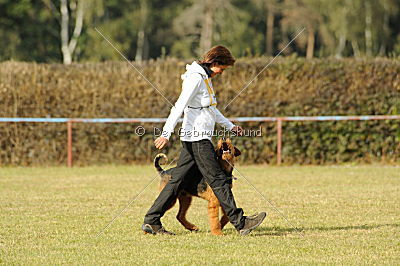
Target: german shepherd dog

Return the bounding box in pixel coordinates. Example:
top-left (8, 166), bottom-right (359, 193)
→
top-left (154, 138), bottom-right (241, 235)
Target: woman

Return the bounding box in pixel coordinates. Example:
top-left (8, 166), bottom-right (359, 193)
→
top-left (142, 46), bottom-right (266, 236)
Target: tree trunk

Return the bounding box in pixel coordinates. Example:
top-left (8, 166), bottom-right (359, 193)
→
top-left (200, 0), bottom-right (213, 55)
top-left (379, 0), bottom-right (389, 55)
top-left (365, 0), bottom-right (373, 56)
top-left (135, 0), bottom-right (148, 62)
top-left (351, 39), bottom-right (360, 57)
top-left (306, 28), bottom-right (315, 59)
top-left (135, 29), bottom-right (145, 62)
top-left (335, 4), bottom-right (348, 58)
top-left (60, 0), bottom-right (71, 64)
top-left (60, 0), bottom-right (84, 64)
top-left (266, 2), bottom-right (274, 55)
top-left (68, 0), bottom-right (84, 58)
top-left (335, 33), bottom-right (346, 58)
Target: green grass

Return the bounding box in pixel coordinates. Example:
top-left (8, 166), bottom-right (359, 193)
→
top-left (1, 165), bottom-right (399, 264)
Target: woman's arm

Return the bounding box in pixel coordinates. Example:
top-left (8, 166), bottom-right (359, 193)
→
top-left (160, 74), bottom-right (202, 140)
top-left (214, 107), bottom-right (235, 130)
top-left (214, 107), bottom-right (243, 135)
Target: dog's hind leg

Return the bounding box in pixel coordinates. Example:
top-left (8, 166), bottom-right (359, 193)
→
top-left (176, 194), bottom-right (199, 232)
top-left (220, 207), bottom-right (229, 230)
top-left (208, 199), bottom-right (223, 235)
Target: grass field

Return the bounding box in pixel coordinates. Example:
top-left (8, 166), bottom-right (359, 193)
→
top-left (1, 165), bottom-right (399, 264)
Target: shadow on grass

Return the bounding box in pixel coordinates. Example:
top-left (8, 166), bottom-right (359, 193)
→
top-left (222, 223), bottom-right (400, 237)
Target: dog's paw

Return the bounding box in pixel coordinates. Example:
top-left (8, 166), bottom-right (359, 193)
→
top-left (211, 230), bottom-right (223, 236)
top-left (188, 226), bottom-right (199, 232)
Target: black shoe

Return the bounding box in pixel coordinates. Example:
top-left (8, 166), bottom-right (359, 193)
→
top-left (238, 212), bottom-right (267, 236)
top-left (142, 224), bottom-right (176, 235)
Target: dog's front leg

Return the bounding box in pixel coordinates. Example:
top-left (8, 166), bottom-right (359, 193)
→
top-left (208, 199), bottom-right (223, 235)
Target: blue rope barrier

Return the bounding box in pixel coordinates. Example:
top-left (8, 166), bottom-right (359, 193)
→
top-left (1, 115), bottom-right (399, 123)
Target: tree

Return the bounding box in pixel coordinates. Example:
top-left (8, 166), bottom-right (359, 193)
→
top-left (171, 0), bottom-right (256, 58)
top-left (281, 0), bottom-right (324, 59)
top-left (134, 0), bottom-right (149, 62)
top-left (319, 0), bottom-right (351, 58)
top-left (0, 0), bottom-right (60, 62)
top-left (337, 0), bottom-right (399, 57)
top-left (251, 0), bottom-right (280, 55)
top-left (60, 0), bottom-right (85, 64)
top-left (199, 0), bottom-right (213, 53)
top-left (1, 0), bottom-right (400, 62)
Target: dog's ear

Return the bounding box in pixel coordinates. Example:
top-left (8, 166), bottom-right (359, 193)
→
top-left (217, 138), bottom-right (223, 148)
top-left (216, 139), bottom-right (223, 157)
top-left (234, 147), bottom-right (241, 157)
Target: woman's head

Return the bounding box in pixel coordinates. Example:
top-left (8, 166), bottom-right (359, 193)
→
top-left (199, 45), bottom-right (235, 77)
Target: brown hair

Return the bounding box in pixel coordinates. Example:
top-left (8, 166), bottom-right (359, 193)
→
top-left (199, 45), bottom-right (236, 66)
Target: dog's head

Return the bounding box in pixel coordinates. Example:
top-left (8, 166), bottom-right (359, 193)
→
top-left (215, 138), bottom-right (241, 162)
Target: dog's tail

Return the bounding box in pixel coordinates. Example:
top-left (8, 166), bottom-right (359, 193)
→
top-left (154, 153), bottom-right (168, 173)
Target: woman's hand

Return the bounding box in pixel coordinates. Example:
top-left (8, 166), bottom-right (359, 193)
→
top-left (231, 125), bottom-right (244, 136)
top-left (154, 137), bottom-right (169, 149)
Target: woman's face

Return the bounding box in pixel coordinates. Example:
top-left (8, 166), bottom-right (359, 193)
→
top-left (210, 64), bottom-right (230, 77)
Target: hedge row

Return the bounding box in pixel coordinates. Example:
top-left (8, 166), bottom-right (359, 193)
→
top-left (0, 58), bottom-right (399, 165)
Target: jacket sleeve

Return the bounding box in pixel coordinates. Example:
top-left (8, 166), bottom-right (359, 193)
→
top-left (161, 74), bottom-right (202, 139)
top-left (214, 107), bottom-right (235, 130)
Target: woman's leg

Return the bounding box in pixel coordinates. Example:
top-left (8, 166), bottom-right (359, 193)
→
top-left (143, 142), bottom-right (195, 226)
top-left (192, 139), bottom-right (245, 230)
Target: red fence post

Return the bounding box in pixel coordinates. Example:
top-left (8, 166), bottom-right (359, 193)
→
top-left (277, 118), bottom-right (282, 165)
top-left (67, 121), bottom-right (73, 167)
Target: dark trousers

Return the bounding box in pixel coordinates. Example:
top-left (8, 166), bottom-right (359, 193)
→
top-left (143, 139), bottom-right (245, 230)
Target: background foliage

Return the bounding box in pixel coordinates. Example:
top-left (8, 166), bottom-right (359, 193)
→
top-left (1, 0), bottom-right (400, 63)
top-left (0, 58), bottom-right (399, 165)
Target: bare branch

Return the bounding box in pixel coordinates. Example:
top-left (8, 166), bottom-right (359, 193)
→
top-left (68, 0), bottom-right (84, 55)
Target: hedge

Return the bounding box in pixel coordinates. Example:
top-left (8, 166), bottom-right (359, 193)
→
top-left (0, 58), bottom-right (399, 165)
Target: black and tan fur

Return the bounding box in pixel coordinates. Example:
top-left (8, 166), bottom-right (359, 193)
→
top-left (154, 138), bottom-right (241, 235)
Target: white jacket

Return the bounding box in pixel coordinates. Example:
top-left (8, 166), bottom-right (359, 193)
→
top-left (161, 61), bottom-right (235, 141)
